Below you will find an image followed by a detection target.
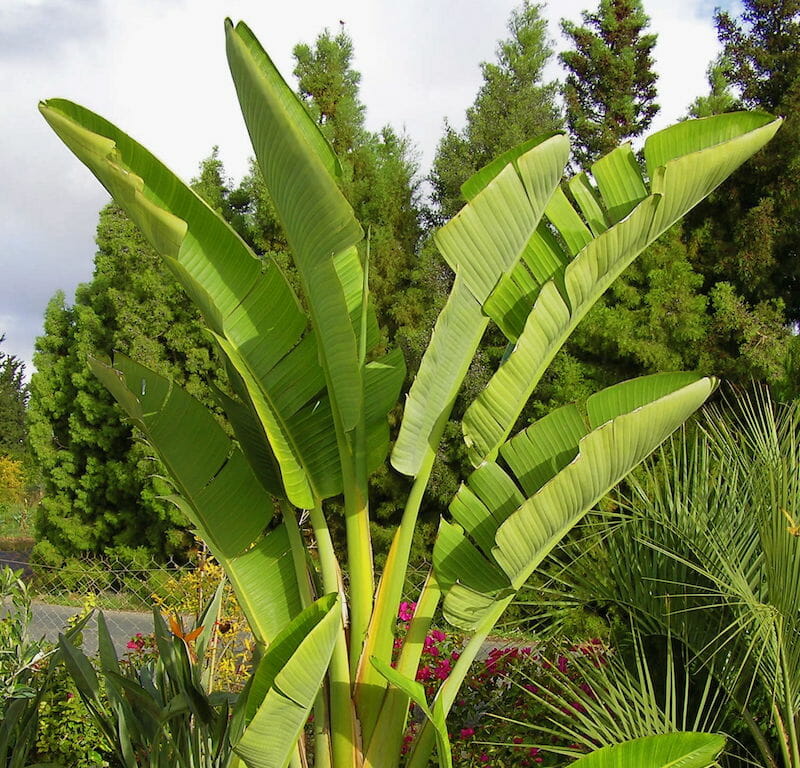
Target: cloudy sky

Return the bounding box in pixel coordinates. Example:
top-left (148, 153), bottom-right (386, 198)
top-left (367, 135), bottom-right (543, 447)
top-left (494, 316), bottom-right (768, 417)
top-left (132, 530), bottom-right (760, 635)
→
top-left (0, 0), bottom-right (738, 374)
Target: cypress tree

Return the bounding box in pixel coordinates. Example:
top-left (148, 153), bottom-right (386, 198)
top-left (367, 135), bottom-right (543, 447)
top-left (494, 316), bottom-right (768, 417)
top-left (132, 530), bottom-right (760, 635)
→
top-left (28, 196), bottom-right (228, 559)
top-left (0, 335), bottom-right (27, 460)
top-left (560, 0), bottom-right (659, 167)
top-left (686, 0), bottom-right (800, 320)
top-left (430, 1), bottom-right (562, 221)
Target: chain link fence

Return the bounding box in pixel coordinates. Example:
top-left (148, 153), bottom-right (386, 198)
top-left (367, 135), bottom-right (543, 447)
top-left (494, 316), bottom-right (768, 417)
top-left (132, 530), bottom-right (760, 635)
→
top-left (1, 546), bottom-right (434, 656)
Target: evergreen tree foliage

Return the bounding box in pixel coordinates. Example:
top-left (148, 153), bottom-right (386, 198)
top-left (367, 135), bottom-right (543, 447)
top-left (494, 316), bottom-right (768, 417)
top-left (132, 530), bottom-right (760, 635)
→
top-left (560, 0), bottom-right (659, 167)
top-left (430, 1), bottom-right (562, 222)
top-left (686, 0), bottom-right (800, 320)
top-left (292, 28), bottom-right (422, 338)
top-left (0, 335), bottom-right (27, 460)
top-left (716, 0), bottom-right (800, 112)
top-left (687, 55), bottom-right (737, 118)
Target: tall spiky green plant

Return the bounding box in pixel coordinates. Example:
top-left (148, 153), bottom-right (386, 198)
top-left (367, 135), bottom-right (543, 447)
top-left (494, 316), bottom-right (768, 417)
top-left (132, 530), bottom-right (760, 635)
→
top-left (39, 18), bottom-right (780, 768)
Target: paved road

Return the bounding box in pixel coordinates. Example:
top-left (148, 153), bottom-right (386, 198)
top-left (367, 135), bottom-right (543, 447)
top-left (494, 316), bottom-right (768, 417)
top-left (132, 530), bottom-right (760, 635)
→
top-left (27, 602), bottom-right (155, 656)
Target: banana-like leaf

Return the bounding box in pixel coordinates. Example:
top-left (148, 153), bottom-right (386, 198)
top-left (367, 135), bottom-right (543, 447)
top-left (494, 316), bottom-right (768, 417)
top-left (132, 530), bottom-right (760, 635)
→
top-left (392, 133), bottom-right (570, 476)
top-left (462, 112), bottom-right (781, 465)
top-left (225, 20), bottom-right (366, 434)
top-left (89, 354), bottom-right (301, 645)
top-left (569, 732), bottom-right (725, 768)
top-left (38, 99), bottom-right (339, 509)
top-left (370, 657), bottom-right (452, 768)
top-left (434, 374), bottom-right (716, 630)
top-left (234, 593), bottom-right (341, 768)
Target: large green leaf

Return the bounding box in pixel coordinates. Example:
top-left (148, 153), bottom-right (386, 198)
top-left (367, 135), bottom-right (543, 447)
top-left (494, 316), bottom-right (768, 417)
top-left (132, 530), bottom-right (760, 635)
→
top-left (89, 354), bottom-right (301, 645)
top-left (392, 134), bottom-right (570, 476)
top-left (462, 112), bottom-right (781, 466)
top-left (569, 732), bottom-right (725, 768)
top-left (234, 594), bottom-right (341, 768)
top-left (38, 98), bottom-right (344, 509)
top-left (225, 20), bottom-right (364, 434)
top-left (434, 374), bottom-right (716, 630)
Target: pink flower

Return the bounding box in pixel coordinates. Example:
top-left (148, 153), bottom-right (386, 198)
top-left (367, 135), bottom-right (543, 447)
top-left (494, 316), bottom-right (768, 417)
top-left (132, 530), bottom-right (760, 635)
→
top-left (398, 601), bottom-right (417, 622)
top-left (434, 658), bottom-right (452, 680)
top-left (479, 753), bottom-right (490, 763)
top-left (431, 629), bottom-right (447, 642)
top-left (460, 728), bottom-right (475, 739)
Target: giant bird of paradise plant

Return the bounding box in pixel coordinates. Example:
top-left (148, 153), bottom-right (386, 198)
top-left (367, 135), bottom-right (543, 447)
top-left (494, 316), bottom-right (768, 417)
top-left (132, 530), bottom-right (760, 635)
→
top-left (40, 19), bottom-right (780, 768)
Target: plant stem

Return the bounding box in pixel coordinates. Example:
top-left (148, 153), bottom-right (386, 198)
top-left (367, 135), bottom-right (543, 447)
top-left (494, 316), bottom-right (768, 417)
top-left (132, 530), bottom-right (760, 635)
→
top-left (739, 705), bottom-right (779, 768)
top-left (355, 440), bottom-right (441, 739)
top-left (781, 642), bottom-right (800, 768)
top-left (774, 700), bottom-right (792, 768)
top-left (362, 572), bottom-right (441, 768)
top-left (309, 500), bottom-right (357, 768)
top-left (405, 595), bottom-right (514, 768)
top-left (343, 455), bottom-right (373, 674)
top-left (281, 500), bottom-right (314, 609)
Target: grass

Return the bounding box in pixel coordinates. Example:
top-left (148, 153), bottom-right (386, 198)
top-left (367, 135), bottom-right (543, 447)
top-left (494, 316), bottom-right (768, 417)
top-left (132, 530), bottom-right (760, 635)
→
top-left (0, 502), bottom-right (35, 548)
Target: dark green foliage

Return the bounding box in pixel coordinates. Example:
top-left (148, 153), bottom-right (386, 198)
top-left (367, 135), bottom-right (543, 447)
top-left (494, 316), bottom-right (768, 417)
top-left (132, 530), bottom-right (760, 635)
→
top-left (716, 0), bottom-right (800, 113)
top-left (685, 0), bottom-right (800, 321)
top-left (560, 0), bottom-right (659, 167)
top-left (0, 336), bottom-right (27, 460)
top-left (430, 1), bottom-right (562, 221)
top-left (27, 201), bottom-right (228, 559)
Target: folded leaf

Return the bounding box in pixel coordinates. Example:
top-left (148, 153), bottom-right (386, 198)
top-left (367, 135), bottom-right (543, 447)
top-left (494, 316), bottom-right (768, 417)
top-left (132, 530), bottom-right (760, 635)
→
top-left (463, 112), bottom-right (781, 466)
top-left (435, 374), bottom-right (716, 629)
top-left (392, 134), bottom-right (570, 476)
top-left (89, 354), bottom-right (301, 644)
top-left (234, 594), bottom-right (341, 768)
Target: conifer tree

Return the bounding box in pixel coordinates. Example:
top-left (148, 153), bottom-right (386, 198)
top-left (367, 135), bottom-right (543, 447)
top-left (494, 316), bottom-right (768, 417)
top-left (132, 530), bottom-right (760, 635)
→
top-left (687, 0), bottom-right (800, 319)
top-left (431, 1), bottom-right (561, 221)
top-left (27, 200), bottom-right (228, 559)
top-left (688, 55), bottom-right (737, 118)
top-left (0, 335), bottom-right (27, 460)
top-left (560, 0), bottom-right (658, 167)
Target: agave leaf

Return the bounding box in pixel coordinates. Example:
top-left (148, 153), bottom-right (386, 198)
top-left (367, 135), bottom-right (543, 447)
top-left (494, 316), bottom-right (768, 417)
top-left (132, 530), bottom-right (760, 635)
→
top-left (569, 732), bottom-right (725, 768)
top-left (463, 112), bottom-right (781, 466)
top-left (435, 374), bottom-right (716, 630)
top-left (233, 594), bottom-right (341, 768)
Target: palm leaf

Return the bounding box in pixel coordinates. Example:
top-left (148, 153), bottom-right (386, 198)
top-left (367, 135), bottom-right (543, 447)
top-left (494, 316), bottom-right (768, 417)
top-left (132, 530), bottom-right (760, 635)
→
top-left (434, 374), bottom-right (716, 630)
top-left (462, 112), bottom-right (781, 465)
